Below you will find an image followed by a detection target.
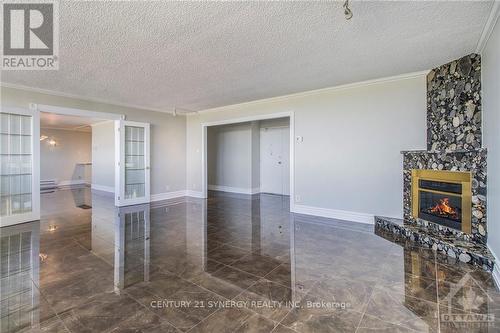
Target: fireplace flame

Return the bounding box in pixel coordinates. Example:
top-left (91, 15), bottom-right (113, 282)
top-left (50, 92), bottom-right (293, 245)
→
top-left (430, 197), bottom-right (457, 217)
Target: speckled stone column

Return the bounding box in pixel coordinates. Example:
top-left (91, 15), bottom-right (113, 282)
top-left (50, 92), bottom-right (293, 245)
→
top-left (426, 54), bottom-right (482, 152)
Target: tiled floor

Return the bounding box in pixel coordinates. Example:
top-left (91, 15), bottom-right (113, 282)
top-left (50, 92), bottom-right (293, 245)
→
top-left (1, 187), bottom-right (499, 332)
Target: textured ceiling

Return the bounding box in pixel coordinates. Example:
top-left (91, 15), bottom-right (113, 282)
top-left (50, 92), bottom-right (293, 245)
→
top-left (1, 1), bottom-right (494, 112)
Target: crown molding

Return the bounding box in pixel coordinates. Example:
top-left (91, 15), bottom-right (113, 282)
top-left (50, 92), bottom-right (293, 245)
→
top-left (0, 82), bottom-right (181, 115)
top-left (40, 126), bottom-right (91, 133)
top-left (191, 70), bottom-right (428, 116)
top-left (3, 70), bottom-right (428, 118)
top-left (476, 0), bottom-right (500, 54)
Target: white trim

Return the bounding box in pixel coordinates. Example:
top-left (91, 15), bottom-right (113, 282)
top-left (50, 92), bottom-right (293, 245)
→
top-left (488, 244), bottom-right (500, 290)
top-left (2, 82), bottom-right (176, 115)
top-left (208, 185), bottom-right (260, 195)
top-left (191, 71), bottom-right (428, 115)
top-left (91, 184), bottom-right (115, 193)
top-left (201, 112), bottom-right (293, 127)
top-left (186, 190), bottom-right (204, 198)
top-left (150, 190), bottom-right (187, 202)
top-left (293, 204), bottom-right (374, 225)
top-left (115, 120), bottom-right (121, 205)
top-left (41, 126), bottom-right (92, 133)
top-left (201, 111), bottom-right (295, 212)
top-left (476, 0), bottom-right (500, 54)
top-left (36, 104), bottom-right (123, 121)
top-left (58, 180), bottom-right (88, 187)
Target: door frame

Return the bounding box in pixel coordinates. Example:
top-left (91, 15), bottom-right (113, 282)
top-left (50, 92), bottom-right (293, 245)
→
top-left (34, 104), bottom-right (124, 206)
top-left (201, 111), bottom-right (295, 211)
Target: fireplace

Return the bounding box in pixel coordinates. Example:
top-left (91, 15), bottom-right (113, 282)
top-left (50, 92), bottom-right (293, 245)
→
top-left (411, 170), bottom-right (472, 233)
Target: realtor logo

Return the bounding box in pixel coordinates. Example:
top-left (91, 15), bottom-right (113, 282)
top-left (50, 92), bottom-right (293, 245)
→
top-left (2, 1), bottom-right (59, 70)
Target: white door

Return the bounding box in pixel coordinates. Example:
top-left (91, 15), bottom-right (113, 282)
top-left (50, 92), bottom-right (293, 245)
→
top-left (0, 107), bottom-right (40, 227)
top-left (115, 121), bottom-right (150, 206)
top-left (260, 127), bottom-right (290, 195)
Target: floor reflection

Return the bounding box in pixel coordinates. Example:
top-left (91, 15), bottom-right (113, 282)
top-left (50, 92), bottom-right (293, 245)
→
top-left (0, 187), bottom-right (499, 332)
top-left (0, 222), bottom-right (43, 332)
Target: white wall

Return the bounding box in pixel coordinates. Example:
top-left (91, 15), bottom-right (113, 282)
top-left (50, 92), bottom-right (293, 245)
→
top-left (482, 15), bottom-right (500, 269)
top-left (40, 128), bottom-right (91, 185)
top-left (207, 122), bottom-right (253, 191)
top-left (251, 121), bottom-right (260, 190)
top-left (260, 118), bottom-right (290, 129)
top-left (91, 121), bottom-right (115, 191)
top-left (187, 74), bottom-right (427, 219)
top-left (1, 86), bottom-right (187, 196)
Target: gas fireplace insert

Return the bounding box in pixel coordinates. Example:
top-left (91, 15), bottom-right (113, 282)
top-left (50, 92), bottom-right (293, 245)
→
top-left (411, 170), bottom-right (472, 233)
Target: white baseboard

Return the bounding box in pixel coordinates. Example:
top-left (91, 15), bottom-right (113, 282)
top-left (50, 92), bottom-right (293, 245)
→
top-left (186, 190), bottom-right (205, 198)
top-left (151, 190), bottom-right (187, 202)
top-left (208, 185), bottom-right (260, 195)
top-left (58, 180), bottom-right (89, 187)
top-left (91, 184), bottom-right (115, 193)
top-left (488, 244), bottom-right (500, 290)
top-left (250, 187), bottom-right (260, 194)
top-left (292, 204), bottom-right (374, 225)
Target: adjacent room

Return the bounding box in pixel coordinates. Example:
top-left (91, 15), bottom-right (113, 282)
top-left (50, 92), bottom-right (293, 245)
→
top-left (38, 112), bottom-right (115, 223)
top-left (1, 1), bottom-right (500, 333)
top-left (207, 117), bottom-right (290, 197)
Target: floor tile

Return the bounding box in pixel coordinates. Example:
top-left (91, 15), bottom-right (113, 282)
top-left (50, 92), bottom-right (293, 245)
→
top-left (1, 188), bottom-right (497, 333)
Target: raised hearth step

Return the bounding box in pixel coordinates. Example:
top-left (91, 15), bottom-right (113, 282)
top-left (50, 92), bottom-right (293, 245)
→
top-left (374, 216), bottom-right (495, 272)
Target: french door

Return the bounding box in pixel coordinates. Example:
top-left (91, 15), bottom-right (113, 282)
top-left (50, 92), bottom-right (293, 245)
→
top-left (115, 120), bottom-right (150, 207)
top-left (0, 107), bottom-right (40, 227)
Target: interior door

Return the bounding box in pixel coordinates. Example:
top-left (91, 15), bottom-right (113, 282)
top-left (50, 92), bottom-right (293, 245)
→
top-left (0, 107), bottom-right (40, 227)
top-left (115, 120), bottom-right (150, 207)
top-left (260, 126), bottom-right (290, 195)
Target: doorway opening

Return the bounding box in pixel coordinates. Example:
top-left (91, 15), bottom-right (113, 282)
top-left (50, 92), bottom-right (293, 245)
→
top-left (203, 113), bottom-right (293, 210)
top-left (1, 104), bottom-right (151, 227)
top-left (39, 111), bottom-right (115, 219)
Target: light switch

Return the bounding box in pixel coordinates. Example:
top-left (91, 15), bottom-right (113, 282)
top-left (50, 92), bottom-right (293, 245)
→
top-left (296, 136), bottom-right (303, 143)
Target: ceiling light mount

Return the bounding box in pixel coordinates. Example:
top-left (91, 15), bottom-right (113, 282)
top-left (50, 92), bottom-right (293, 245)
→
top-left (343, 0), bottom-right (353, 20)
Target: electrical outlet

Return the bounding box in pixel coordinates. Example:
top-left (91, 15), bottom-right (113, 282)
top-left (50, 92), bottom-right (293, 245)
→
top-left (295, 195), bottom-right (301, 202)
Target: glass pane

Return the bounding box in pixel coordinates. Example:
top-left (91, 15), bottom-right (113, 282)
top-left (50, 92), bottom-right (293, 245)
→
top-left (0, 113), bottom-right (33, 217)
top-left (124, 125), bottom-right (145, 200)
top-left (0, 113), bottom-right (9, 133)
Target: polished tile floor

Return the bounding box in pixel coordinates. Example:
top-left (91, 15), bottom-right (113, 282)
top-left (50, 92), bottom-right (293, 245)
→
top-left (1, 187), bottom-right (500, 332)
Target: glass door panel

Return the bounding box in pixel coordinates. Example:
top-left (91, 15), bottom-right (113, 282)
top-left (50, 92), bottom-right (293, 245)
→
top-left (0, 108), bottom-right (39, 226)
top-left (115, 121), bottom-right (150, 207)
top-left (125, 126), bottom-right (145, 199)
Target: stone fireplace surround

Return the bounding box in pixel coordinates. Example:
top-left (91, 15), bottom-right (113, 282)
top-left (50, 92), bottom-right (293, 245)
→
top-left (375, 54), bottom-right (494, 271)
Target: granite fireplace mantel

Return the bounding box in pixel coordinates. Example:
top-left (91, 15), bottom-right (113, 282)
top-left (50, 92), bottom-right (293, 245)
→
top-left (374, 54), bottom-right (493, 271)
